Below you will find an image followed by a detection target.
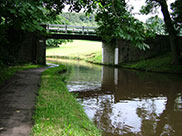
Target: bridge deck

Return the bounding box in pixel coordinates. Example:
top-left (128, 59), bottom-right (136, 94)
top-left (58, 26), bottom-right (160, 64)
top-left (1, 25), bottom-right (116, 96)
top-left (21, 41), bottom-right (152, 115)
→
top-left (46, 24), bottom-right (101, 41)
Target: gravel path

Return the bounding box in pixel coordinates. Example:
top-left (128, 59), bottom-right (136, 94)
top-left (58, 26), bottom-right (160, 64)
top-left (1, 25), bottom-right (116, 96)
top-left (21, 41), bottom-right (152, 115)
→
top-left (0, 67), bottom-right (47, 136)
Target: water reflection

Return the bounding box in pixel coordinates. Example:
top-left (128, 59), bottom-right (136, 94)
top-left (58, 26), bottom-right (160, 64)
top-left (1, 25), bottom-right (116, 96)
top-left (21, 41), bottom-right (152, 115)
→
top-left (49, 59), bottom-right (182, 136)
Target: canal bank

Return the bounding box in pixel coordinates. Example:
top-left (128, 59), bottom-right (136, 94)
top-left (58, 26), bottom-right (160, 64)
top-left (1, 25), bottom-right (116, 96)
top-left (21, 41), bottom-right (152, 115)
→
top-left (86, 52), bottom-right (182, 74)
top-left (32, 65), bottom-right (102, 136)
top-left (47, 52), bottom-right (182, 74)
top-left (0, 63), bottom-right (101, 136)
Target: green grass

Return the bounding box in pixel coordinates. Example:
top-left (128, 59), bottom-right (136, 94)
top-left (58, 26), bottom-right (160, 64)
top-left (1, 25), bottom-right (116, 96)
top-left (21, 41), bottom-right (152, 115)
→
top-left (0, 64), bottom-right (42, 85)
top-left (85, 51), bottom-right (102, 64)
top-left (122, 53), bottom-right (182, 74)
top-left (46, 40), bottom-right (102, 62)
top-left (32, 65), bottom-right (101, 136)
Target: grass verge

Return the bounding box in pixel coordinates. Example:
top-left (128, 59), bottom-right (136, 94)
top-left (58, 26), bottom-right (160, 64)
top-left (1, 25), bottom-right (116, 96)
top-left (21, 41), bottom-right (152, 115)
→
top-left (32, 65), bottom-right (101, 136)
top-left (0, 64), bottom-right (42, 85)
top-left (85, 51), bottom-right (102, 64)
top-left (46, 40), bottom-right (102, 63)
top-left (122, 53), bottom-right (182, 74)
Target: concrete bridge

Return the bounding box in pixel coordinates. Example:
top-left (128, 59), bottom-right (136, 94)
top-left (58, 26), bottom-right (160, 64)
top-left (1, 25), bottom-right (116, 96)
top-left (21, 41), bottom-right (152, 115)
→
top-left (46, 24), bottom-right (101, 41)
top-left (45, 24), bottom-right (174, 66)
top-left (45, 24), bottom-right (122, 65)
top-left (17, 24), bottom-right (175, 65)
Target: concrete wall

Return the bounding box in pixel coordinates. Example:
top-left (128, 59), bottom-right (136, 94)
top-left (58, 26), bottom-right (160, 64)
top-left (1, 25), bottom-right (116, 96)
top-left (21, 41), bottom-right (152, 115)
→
top-left (17, 33), bottom-right (34, 63)
top-left (103, 36), bottom-right (182, 65)
top-left (17, 33), bottom-right (46, 65)
top-left (102, 42), bottom-right (115, 64)
top-left (35, 37), bottom-right (46, 65)
top-left (117, 36), bottom-right (171, 63)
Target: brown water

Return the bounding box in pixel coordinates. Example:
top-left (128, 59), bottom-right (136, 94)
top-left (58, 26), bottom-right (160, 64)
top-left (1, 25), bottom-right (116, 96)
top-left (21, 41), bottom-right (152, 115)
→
top-left (49, 59), bottom-right (182, 136)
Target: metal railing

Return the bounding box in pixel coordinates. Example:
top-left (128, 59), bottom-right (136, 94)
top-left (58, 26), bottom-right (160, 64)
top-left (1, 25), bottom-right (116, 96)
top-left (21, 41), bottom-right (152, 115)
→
top-left (46, 24), bottom-right (97, 35)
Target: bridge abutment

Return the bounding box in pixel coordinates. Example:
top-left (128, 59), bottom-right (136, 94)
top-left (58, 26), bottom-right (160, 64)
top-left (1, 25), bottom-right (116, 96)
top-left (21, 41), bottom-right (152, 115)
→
top-left (102, 36), bottom-right (180, 65)
top-left (35, 37), bottom-right (46, 65)
top-left (102, 42), bottom-right (115, 65)
top-left (102, 40), bottom-right (127, 65)
top-left (16, 32), bottom-right (46, 65)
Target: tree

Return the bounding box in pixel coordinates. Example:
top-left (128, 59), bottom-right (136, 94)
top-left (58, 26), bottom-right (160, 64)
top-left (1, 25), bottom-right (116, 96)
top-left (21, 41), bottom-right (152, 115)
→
top-left (141, 0), bottom-right (181, 64)
top-left (0, 0), bottom-right (87, 64)
top-left (145, 16), bottom-right (166, 35)
top-left (94, 0), bottom-right (153, 50)
top-left (171, 0), bottom-right (182, 35)
top-left (88, 0), bottom-right (181, 64)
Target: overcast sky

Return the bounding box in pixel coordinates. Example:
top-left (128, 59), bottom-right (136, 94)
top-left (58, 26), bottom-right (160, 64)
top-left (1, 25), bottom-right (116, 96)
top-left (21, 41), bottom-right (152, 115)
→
top-left (127, 0), bottom-right (175, 22)
top-left (63, 0), bottom-right (175, 22)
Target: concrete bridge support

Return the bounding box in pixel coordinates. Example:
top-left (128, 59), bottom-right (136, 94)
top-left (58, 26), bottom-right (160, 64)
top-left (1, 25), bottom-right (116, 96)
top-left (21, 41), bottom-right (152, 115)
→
top-left (102, 42), bottom-right (115, 65)
top-left (35, 37), bottom-right (46, 65)
top-left (102, 41), bottom-right (121, 65)
top-left (17, 33), bottom-right (46, 65)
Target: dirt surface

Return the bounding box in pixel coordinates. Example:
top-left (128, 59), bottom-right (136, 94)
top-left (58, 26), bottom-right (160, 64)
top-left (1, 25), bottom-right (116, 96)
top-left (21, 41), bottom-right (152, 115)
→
top-left (0, 67), bottom-right (47, 136)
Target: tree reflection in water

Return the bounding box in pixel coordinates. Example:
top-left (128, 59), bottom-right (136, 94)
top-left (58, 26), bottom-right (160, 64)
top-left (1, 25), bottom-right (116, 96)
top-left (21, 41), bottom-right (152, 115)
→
top-left (61, 60), bottom-right (182, 136)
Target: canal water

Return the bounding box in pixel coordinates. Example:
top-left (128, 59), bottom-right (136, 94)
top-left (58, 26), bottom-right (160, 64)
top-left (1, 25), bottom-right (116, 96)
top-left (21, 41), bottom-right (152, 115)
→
top-left (49, 59), bottom-right (182, 136)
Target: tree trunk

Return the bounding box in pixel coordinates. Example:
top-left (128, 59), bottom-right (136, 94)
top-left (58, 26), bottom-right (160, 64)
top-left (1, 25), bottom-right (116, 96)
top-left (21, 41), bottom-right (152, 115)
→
top-left (157, 0), bottom-right (181, 64)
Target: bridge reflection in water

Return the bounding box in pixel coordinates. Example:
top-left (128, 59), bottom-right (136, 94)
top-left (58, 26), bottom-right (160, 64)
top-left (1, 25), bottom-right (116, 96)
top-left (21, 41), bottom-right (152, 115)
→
top-left (50, 59), bottom-right (182, 136)
top-left (99, 67), bottom-right (182, 136)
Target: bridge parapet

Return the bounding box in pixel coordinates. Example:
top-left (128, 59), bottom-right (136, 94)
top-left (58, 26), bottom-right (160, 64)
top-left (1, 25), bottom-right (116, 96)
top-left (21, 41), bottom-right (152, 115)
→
top-left (46, 24), bottom-right (97, 35)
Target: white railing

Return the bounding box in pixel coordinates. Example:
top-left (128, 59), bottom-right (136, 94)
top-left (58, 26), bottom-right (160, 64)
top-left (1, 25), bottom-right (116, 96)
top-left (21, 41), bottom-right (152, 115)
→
top-left (47, 24), bottom-right (97, 35)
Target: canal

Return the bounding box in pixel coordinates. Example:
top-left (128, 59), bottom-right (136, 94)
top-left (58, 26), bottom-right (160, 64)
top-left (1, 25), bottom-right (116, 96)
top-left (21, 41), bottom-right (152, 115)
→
top-left (49, 59), bottom-right (182, 136)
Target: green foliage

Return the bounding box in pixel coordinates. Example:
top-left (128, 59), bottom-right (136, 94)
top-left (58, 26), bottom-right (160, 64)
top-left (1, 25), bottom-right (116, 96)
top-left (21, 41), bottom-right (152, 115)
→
top-left (0, 0), bottom-right (86, 33)
top-left (140, 0), bottom-right (160, 15)
top-left (94, 0), bottom-right (153, 50)
top-left (47, 15), bottom-right (70, 25)
top-left (46, 15), bottom-right (72, 47)
top-left (46, 39), bottom-right (73, 47)
top-left (1, 1), bottom-right (46, 32)
top-left (140, 0), bottom-right (181, 35)
top-left (0, 0), bottom-right (59, 65)
top-left (171, 0), bottom-right (182, 34)
top-left (61, 12), bottom-right (97, 26)
top-left (145, 16), bottom-right (167, 35)
top-left (32, 65), bottom-right (101, 136)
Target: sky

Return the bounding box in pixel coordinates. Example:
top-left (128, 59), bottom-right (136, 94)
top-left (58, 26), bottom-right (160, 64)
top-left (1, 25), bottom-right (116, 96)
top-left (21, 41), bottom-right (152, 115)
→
top-left (63, 0), bottom-right (176, 23)
top-left (127, 0), bottom-right (175, 22)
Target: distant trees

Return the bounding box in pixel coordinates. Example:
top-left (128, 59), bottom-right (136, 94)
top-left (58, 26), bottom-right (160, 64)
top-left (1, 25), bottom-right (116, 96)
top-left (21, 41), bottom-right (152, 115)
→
top-left (46, 15), bottom-right (71, 47)
top-left (46, 13), bottom-right (97, 47)
top-left (61, 12), bottom-right (97, 26)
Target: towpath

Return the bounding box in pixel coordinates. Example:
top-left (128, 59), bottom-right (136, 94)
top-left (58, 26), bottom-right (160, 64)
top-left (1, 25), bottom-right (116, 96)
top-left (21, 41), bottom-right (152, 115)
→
top-left (0, 67), bottom-right (47, 136)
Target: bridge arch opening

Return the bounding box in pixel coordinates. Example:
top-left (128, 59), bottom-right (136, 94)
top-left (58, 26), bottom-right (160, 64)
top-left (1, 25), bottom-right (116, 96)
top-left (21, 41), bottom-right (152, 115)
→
top-left (42, 24), bottom-right (119, 65)
top-left (46, 39), bottom-right (103, 63)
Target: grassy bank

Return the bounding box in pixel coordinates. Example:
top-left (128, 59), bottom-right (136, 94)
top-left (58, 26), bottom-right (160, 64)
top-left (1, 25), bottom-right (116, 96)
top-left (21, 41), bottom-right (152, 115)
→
top-left (32, 65), bottom-right (101, 136)
top-left (122, 53), bottom-right (182, 74)
top-left (46, 40), bottom-right (182, 74)
top-left (46, 40), bottom-right (102, 63)
top-left (0, 64), bottom-right (42, 85)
